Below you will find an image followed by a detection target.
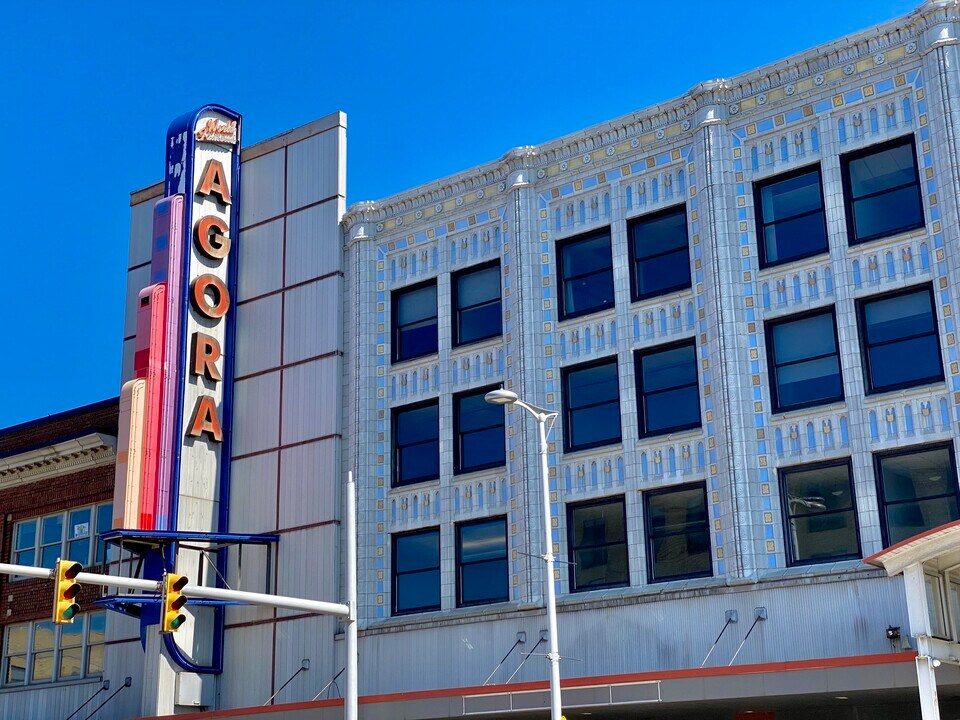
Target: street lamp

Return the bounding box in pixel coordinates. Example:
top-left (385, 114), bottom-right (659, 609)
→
top-left (485, 388), bottom-right (562, 720)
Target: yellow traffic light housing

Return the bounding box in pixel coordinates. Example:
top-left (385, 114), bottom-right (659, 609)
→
top-left (53, 559), bottom-right (82, 624)
top-left (161, 573), bottom-right (189, 633)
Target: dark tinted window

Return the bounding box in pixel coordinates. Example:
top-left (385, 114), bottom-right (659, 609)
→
top-left (842, 136), bottom-right (924, 244)
top-left (781, 461), bottom-right (859, 565)
top-left (557, 231), bottom-right (615, 320)
top-left (455, 388), bottom-right (505, 474)
top-left (877, 445), bottom-right (960, 546)
top-left (767, 309), bottom-right (843, 412)
top-left (567, 498), bottom-right (629, 591)
top-left (393, 529), bottom-right (440, 614)
top-left (629, 206), bottom-right (691, 301)
top-left (454, 263), bottom-right (502, 346)
top-left (755, 166), bottom-right (828, 266)
top-left (393, 401), bottom-right (439, 487)
top-left (645, 484), bottom-right (712, 582)
top-left (457, 517), bottom-right (508, 606)
top-left (859, 286), bottom-right (943, 394)
top-left (563, 359), bottom-right (621, 451)
top-left (635, 341), bottom-right (701, 436)
top-left (393, 282), bottom-right (438, 362)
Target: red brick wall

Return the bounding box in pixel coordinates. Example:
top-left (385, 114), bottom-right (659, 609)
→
top-left (0, 400), bottom-right (118, 625)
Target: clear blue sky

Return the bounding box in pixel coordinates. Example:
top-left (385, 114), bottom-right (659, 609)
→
top-left (0, 1), bottom-right (919, 429)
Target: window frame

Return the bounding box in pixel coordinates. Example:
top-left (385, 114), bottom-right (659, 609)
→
top-left (452, 260), bottom-right (502, 348)
top-left (856, 284), bottom-right (944, 395)
top-left (556, 228), bottom-right (615, 321)
top-left (874, 442), bottom-right (960, 549)
top-left (627, 204), bottom-right (692, 302)
top-left (561, 356), bottom-right (623, 453)
top-left (453, 385), bottom-right (506, 475)
top-left (841, 134), bottom-right (925, 246)
top-left (9, 502), bottom-right (114, 580)
top-left (391, 399), bottom-right (441, 488)
top-left (634, 338), bottom-right (702, 438)
top-left (643, 481), bottom-right (713, 583)
top-left (455, 516), bottom-right (509, 607)
top-left (764, 306), bottom-right (845, 413)
top-left (753, 163), bottom-right (830, 269)
top-left (391, 527), bottom-right (441, 616)
top-left (566, 496), bottom-right (630, 593)
top-left (778, 458), bottom-right (861, 567)
top-left (391, 278), bottom-right (439, 364)
top-left (1, 611), bottom-right (106, 687)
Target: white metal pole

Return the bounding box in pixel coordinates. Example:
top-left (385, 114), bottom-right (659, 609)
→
top-left (345, 471), bottom-right (358, 720)
top-left (537, 415), bottom-right (562, 720)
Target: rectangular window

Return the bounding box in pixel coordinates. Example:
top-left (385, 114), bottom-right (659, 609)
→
top-left (645, 483), bottom-right (712, 582)
top-left (9, 503), bottom-right (113, 575)
top-left (557, 230), bottom-right (615, 320)
top-left (754, 165), bottom-right (829, 267)
top-left (454, 387), bottom-right (505, 474)
top-left (13, 520), bottom-right (36, 567)
top-left (876, 444), bottom-right (960, 547)
top-left (842, 135), bottom-right (924, 244)
top-left (392, 281), bottom-right (438, 363)
top-left (393, 528), bottom-right (441, 615)
top-left (567, 497), bottom-right (629, 592)
top-left (858, 285), bottom-right (943, 394)
top-left (780, 460), bottom-right (860, 565)
top-left (453, 262), bottom-right (502, 346)
top-left (766, 308), bottom-right (843, 412)
top-left (628, 205), bottom-right (691, 301)
top-left (635, 340), bottom-right (701, 437)
top-left (457, 517), bottom-right (508, 606)
top-left (392, 401), bottom-right (440, 487)
top-left (2, 612), bottom-right (105, 687)
top-left (563, 358), bottom-right (622, 452)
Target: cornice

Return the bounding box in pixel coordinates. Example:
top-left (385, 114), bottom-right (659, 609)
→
top-left (343, 1), bottom-right (958, 231)
top-left (0, 433), bottom-right (117, 491)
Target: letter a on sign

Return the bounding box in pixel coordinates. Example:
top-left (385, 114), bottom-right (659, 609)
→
top-left (197, 159), bottom-right (231, 205)
top-left (187, 396), bottom-right (224, 442)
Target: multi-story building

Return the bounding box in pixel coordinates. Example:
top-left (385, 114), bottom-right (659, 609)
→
top-left (0, 399), bottom-right (118, 718)
top-left (8, 2), bottom-right (960, 718)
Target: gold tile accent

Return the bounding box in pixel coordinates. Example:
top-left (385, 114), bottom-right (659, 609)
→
top-left (833, 95), bottom-right (844, 108)
top-left (761, 483), bottom-right (770, 494)
top-left (759, 456), bottom-right (767, 467)
top-left (714, 519), bottom-right (722, 530)
top-left (863, 84), bottom-right (875, 98)
top-left (896, 74), bottom-right (906, 87)
top-left (744, 271), bottom-right (752, 281)
top-left (803, 104), bottom-right (814, 117)
top-left (598, 172), bottom-right (606, 183)
top-left (717, 548), bottom-right (725, 559)
top-left (775, 114), bottom-right (785, 126)
top-left (763, 512), bottom-right (773, 524)
top-left (574, 180), bottom-right (583, 191)
top-left (427, 228), bottom-right (435, 238)
top-left (672, 149), bottom-right (681, 160)
top-left (746, 124), bottom-right (757, 136)
top-left (766, 540), bottom-right (776, 552)
top-left (646, 157), bottom-right (656, 169)
top-left (621, 164), bottom-right (631, 175)
top-left (750, 349), bottom-right (759, 360)
top-left (757, 429), bottom-right (765, 439)
top-left (551, 187), bottom-right (560, 199)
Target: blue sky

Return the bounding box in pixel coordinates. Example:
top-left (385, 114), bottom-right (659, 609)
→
top-left (0, 1), bottom-right (919, 429)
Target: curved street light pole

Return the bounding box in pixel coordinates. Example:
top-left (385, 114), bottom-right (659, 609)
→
top-left (485, 389), bottom-right (562, 720)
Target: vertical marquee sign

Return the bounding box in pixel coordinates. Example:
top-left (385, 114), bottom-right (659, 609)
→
top-left (114, 105), bottom-right (240, 537)
top-left (165, 106), bottom-right (241, 535)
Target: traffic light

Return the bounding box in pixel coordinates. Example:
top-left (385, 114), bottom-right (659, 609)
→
top-left (53, 559), bottom-right (82, 624)
top-left (161, 573), bottom-right (189, 633)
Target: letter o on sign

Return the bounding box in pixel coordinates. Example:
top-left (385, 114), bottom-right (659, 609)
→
top-left (191, 274), bottom-right (230, 319)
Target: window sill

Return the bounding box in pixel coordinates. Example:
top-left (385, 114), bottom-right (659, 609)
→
top-left (627, 286), bottom-right (695, 310)
top-left (453, 465), bottom-right (506, 483)
top-left (0, 675), bottom-right (103, 695)
top-left (561, 442), bottom-right (624, 461)
top-left (451, 335), bottom-right (504, 356)
top-left (756, 250), bottom-right (830, 277)
top-left (388, 478), bottom-right (441, 494)
top-left (769, 400), bottom-right (847, 422)
top-left (556, 306), bottom-right (616, 328)
top-left (635, 425), bottom-right (704, 446)
top-left (862, 381), bottom-right (947, 405)
top-left (845, 225), bottom-right (927, 252)
top-left (390, 353), bottom-right (440, 372)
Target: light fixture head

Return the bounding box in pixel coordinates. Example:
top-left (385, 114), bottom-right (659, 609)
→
top-left (484, 388), bottom-right (518, 406)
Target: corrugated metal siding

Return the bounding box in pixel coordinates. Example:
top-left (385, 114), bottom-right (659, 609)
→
top-left (220, 624), bottom-right (273, 708)
top-left (286, 129), bottom-right (343, 213)
top-left (237, 219), bottom-right (284, 302)
top-left (273, 616), bottom-right (339, 704)
top-left (280, 357), bottom-right (342, 446)
top-left (235, 294), bottom-right (282, 377)
top-left (239, 149), bottom-right (285, 229)
top-left (231, 372), bottom-right (281, 457)
top-left (276, 524), bottom-right (339, 607)
top-left (284, 200), bottom-right (342, 286)
top-left (282, 276), bottom-right (342, 365)
top-left (357, 573), bottom-right (909, 695)
top-left (279, 438), bottom-right (340, 528)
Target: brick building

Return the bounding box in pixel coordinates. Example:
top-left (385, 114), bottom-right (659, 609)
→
top-left (0, 399), bottom-right (117, 712)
